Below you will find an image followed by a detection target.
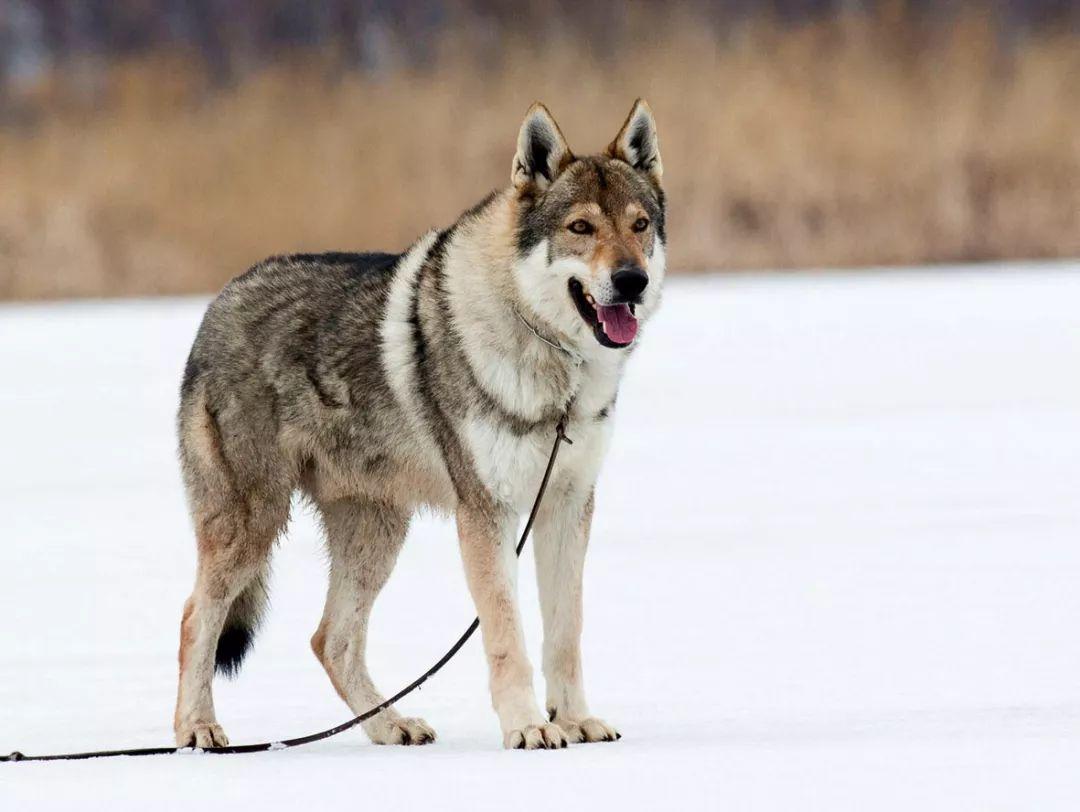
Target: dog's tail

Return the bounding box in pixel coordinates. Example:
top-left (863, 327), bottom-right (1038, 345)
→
top-left (215, 565), bottom-right (271, 678)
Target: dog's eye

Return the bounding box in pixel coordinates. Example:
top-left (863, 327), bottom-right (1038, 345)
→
top-left (567, 219), bottom-right (594, 235)
top-left (632, 217), bottom-right (650, 233)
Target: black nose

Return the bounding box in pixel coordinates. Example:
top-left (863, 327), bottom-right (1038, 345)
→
top-left (611, 266), bottom-right (649, 300)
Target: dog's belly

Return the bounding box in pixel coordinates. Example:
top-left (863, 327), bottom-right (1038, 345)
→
top-left (294, 424), bottom-right (457, 513)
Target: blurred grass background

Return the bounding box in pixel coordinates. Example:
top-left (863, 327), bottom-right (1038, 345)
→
top-left (1, 1), bottom-right (1078, 300)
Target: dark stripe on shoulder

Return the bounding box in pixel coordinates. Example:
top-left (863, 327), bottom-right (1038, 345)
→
top-left (426, 250), bottom-right (551, 437)
top-left (408, 229), bottom-right (455, 384)
top-left (408, 226), bottom-right (490, 500)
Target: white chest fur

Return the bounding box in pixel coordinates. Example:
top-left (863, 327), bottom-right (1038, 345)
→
top-left (464, 412), bottom-right (613, 513)
top-left (468, 353), bottom-right (618, 504)
top-left (464, 337), bottom-right (625, 511)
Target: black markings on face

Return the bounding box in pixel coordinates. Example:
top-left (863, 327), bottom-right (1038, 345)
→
top-left (516, 157), bottom-right (666, 258)
top-left (595, 162), bottom-right (608, 190)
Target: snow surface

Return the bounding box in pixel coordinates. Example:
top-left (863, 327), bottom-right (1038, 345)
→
top-left (2, 265), bottom-right (1080, 809)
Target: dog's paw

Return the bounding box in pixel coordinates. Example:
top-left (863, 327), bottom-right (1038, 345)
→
top-left (175, 721), bottom-right (229, 748)
top-left (366, 716), bottom-right (436, 746)
top-left (555, 716), bottom-right (620, 744)
top-left (504, 722), bottom-right (568, 750)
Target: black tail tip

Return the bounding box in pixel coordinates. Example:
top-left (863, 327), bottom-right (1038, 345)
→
top-left (215, 624), bottom-right (255, 679)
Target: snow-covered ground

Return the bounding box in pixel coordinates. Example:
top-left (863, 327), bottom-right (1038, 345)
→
top-left (2, 265), bottom-right (1080, 809)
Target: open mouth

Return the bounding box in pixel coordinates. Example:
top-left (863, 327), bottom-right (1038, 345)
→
top-left (568, 279), bottom-right (638, 348)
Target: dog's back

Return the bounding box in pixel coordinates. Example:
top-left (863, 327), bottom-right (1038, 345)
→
top-left (181, 250), bottom-right (399, 405)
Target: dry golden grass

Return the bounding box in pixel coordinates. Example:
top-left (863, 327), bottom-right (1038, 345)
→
top-left (1, 14), bottom-right (1078, 300)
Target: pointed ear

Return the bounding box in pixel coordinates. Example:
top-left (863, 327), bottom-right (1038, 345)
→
top-left (511, 103), bottom-right (573, 193)
top-left (607, 99), bottom-right (663, 184)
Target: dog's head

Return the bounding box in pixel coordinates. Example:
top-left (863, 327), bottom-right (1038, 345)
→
top-left (511, 100), bottom-right (666, 352)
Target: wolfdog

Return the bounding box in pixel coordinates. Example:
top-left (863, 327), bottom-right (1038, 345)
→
top-left (174, 100), bottom-right (666, 750)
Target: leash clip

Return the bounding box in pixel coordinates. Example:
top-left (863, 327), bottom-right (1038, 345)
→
top-left (555, 416), bottom-right (573, 445)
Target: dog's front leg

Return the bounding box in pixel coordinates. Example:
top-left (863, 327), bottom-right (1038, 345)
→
top-left (533, 489), bottom-right (620, 743)
top-left (456, 501), bottom-right (567, 749)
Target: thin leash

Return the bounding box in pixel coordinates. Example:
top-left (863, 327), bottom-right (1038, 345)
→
top-left (2, 418), bottom-right (573, 763)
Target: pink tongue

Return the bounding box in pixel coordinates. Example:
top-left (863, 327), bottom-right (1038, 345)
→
top-left (596, 304), bottom-right (638, 344)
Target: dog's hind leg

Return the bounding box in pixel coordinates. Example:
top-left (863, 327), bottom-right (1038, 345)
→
top-left (174, 392), bottom-right (292, 748)
top-left (174, 503), bottom-right (287, 747)
top-left (310, 498), bottom-right (436, 745)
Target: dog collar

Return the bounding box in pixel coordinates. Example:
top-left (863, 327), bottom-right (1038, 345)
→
top-left (515, 309), bottom-right (582, 364)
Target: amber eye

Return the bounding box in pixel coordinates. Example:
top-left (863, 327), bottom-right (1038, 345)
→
top-left (632, 217), bottom-right (650, 233)
top-left (567, 219), bottom-right (594, 235)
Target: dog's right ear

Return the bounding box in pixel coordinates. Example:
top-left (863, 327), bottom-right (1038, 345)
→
top-left (512, 103), bottom-right (572, 193)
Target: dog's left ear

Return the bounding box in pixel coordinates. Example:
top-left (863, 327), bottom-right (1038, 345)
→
top-left (607, 99), bottom-right (663, 185)
top-left (512, 103), bottom-right (573, 193)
